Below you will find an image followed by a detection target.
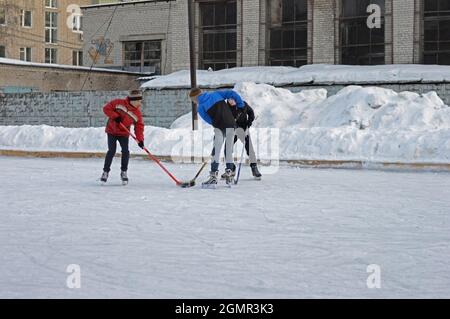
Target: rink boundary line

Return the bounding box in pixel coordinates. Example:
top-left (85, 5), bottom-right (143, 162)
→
top-left (1, 149), bottom-right (450, 172)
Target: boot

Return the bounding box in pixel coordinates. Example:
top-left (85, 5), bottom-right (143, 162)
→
top-left (250, 163), bottom-right (262, 180)
top-left (100, 171), bottom-right (109, 183)
top-left (202, 171), bottom-right (218, 187)
top-left (221, 164), bottom-right (236, 179)
top-left (224, 168), bottom-right (234, 185)
top-left (120, 171), bottom-right (129, 185)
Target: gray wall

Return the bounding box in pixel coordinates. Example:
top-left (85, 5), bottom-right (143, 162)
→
top-left (2, 83), bottom-right (450, 128)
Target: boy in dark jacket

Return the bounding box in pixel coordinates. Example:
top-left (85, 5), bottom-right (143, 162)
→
top-left (189, 87), bottom-right (245, 186)
top-left (100, 90), bottom-right (145, 185)
top-left (222, 99), bottom-right (262, 180)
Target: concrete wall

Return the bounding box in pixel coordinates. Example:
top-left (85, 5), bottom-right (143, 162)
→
top-left (0, 63), bottom-right (141, 92)
top-left (0, 91), bottom-right (128, 127)
top-left (2, 82), bottom-right (450, 128)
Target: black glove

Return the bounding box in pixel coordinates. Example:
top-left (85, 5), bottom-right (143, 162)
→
top-left (114, 117), bottom-right (122, 124)
top-left (247, 120), bottom-right (253, 128)
top-left (138, 141), bottom-right (145, 149)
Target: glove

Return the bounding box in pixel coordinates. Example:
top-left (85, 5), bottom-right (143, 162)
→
top-left (247, 120), bottom-right (253, 128)
top-left (138, 141), bottom-right (145, 149)
top-left (114, 117), bottom-right (122, 124)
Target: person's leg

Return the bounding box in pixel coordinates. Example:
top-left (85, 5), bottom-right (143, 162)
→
top-left (103, 134), bottom-right (117, 173)
top-left (211, 128), bottom-right (224, 172)
top-left (224, 127), bottom-right (235, 170)
top-left (245, 133), bottom-right (258, 165)
top-left (118, 136), bottom-right (130, 172)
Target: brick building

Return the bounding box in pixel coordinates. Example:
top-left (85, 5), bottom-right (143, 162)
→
top-left (0, 0), bottom-right (99, 65)
top-left (81, 0), bottom-right (449, 75)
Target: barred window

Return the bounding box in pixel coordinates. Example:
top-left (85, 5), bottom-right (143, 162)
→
top-left (268, 0), bottom-right (308, 67)
top-left (200, 1), bottom-right (237, 71)
top-left (340, 0), bottom-right (385, 65)
top-left (423, 0), bottom-right (450, 65)
top-left (123, 40), bottom-right (161, 74)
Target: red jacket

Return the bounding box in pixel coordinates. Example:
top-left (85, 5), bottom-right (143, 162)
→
top-left (103, 98), bottom-right (145, 142)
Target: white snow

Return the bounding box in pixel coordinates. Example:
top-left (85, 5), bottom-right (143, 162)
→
top-left (0, 156), bottom-right (449, 298)
top-left (3, 82), bottom-right (449, 164)
top-left (0, 57), bottom-right (141, 74)
top-left (141, 64), bottom-right (450, 89)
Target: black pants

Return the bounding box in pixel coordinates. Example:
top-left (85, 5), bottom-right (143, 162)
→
top-left (103, 134), bottom-right (130, 173)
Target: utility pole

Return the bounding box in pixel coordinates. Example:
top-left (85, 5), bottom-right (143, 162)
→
top-left (187, 0), bottom-right (198, 130)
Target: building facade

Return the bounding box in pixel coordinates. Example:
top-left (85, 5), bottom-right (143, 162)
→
top-left (81, 0), bottom-right (450, 75)
top-left (0, 0), bottom-right (93, 65)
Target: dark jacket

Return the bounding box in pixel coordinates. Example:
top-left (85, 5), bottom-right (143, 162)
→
top-left (229, 101), bottom-right (255, 129)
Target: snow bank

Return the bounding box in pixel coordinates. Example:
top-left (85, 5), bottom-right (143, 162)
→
top-left (141, 64), bottom-right (450, 89)
top-left (1, 82), bottom-right (450, 164)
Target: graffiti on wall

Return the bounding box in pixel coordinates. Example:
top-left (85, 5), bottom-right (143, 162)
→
top-left (88, 37), bottom-right (114, 64)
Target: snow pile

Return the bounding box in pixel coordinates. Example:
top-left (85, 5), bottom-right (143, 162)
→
top-left (1, 82), bottom-right (450, 164)
top-left (141, 64), bottom-right (450, 89)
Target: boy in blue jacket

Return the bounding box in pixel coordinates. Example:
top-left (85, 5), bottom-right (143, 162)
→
top-left (189, 87), bottom-right (245, 186)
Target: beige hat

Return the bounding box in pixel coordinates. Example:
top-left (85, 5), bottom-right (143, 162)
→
top-left (189, 88), bottom-right (202, 98)
top-left (128, 89), bottom-right (143, 100)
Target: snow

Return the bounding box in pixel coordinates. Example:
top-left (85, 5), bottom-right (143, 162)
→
top-left (141, 64), bottom-right (450, 89)
top-left (0, 57), bottom-right (141, 74)
top-left (0, 156), bottom-right (449, 298)
top-left (1, 83), bottom-right (450, 164)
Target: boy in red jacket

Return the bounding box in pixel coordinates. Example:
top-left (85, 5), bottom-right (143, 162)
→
top-left (100, 90), bottom-right (145, 185)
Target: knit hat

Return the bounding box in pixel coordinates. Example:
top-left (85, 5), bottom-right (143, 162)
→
top-left (128, 89), bottom-right (143, 101)
top-left (189, 88), bottom-right (202, 98)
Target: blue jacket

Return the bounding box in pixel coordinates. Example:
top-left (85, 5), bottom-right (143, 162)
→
top-left (197, 90), bottom-right (244, 125)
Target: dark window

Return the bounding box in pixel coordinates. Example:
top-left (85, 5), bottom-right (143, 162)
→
top-left (123, 40), bottom-right (162, 74)
top-left (340, 0), bottom-right (385, 65)
top-left (268, 0), bottom-right (308, 67)
top-left (200, 1), bottom-right (237, 71)
top-left (423, 0), bottom-right (450, 65)
top-left (0, 45), bottom-right (5, 58)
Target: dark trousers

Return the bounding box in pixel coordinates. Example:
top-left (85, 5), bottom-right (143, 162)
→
top-left (103, 134), bottom-right (130, 173)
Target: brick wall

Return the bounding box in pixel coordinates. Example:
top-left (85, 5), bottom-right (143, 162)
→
top-left (2, 82), bottom-right (450, 128)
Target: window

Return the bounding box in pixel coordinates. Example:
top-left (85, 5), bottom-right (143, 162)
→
top-left (73, 50), bottom-right (83, 66)
top-left (340, 0), bottom-right (385, 65)
top-left (423, 0), bottom-right (450, 65)
top-left (45, 12), bottom-right (58, 44)
top-left (200, 1), bottom-right (237, 71)
top-left (45, 48), bottom-right (57, 64)
top-left (20, 10), bottom-right (32, 28)
top-left (268, 0), bottom-right (308, 67)
top-left (123, 40), bottom-right (161, 74)
top-left (72, 14), bottom-right (82, 33)
top-left (20, 47), bottom-right (32, 62)
top-left (0, 7), bottom-right (6, 25)
top-left (45, 0), bottom-right (58, 9)
top-left (0, 46), bottom-right (5, 58)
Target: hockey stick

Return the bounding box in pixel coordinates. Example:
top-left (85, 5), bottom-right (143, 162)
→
top-left (234, 129), bottom-right (248, 185)
top-left (119, 123), bottom-right (195, 188)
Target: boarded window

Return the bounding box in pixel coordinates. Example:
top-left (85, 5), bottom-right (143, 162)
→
top-left (123, 40), bottom-right (162, 74)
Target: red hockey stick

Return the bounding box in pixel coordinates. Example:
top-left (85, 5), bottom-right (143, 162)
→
top-left (119, 123), bottom-right (195, 188)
